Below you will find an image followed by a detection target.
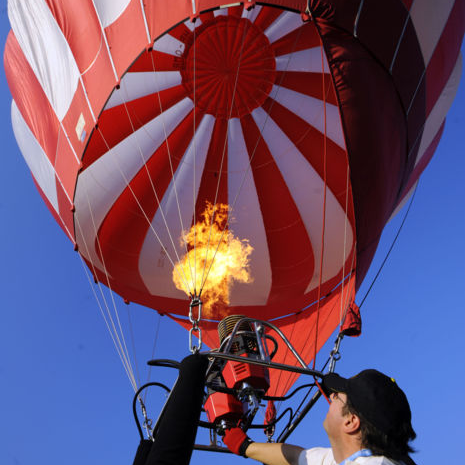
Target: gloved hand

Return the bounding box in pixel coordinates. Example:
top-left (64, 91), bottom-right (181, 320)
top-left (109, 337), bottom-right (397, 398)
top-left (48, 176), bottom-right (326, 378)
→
top-left (223, 427), bottom-right (254, 457)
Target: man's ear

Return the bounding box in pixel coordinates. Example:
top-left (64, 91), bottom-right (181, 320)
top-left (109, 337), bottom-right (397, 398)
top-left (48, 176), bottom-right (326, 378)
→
top-left (343, 413), bottom-right (360, 434)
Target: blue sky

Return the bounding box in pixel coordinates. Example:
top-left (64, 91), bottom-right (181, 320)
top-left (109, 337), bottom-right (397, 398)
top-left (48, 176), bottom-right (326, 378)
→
top-left (1, 8), bottom-right (464, 465)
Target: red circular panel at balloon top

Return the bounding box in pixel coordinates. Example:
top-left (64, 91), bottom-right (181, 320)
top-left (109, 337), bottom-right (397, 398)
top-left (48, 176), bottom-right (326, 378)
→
top-left (180, 15), bottom-right (276, 119)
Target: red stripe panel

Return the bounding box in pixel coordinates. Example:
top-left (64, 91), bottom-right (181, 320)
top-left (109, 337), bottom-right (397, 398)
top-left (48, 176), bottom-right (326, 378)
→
top-left (240, 113), bottom-right (315, 304)
top-left (145, 0), bottom-right (192, 42)
top-left (271, 22), bottom-right (321, 56)
top-left (128, 50), bottom-right (182, 73)
top-left (54, 126), bottom-right (81, 201)
top-left (95, 109), bottom-right (203, 291)
top-left (32, 177), bottom-right (74, 243)
top-left (61, 82), bottom-right (94, 156)
top-left (253, 5), bottom-right (284, 32)
top-left (276, 71), bottom-right (338, 105)
top-left (4, 33), bottom-right (60, 166)
top-left (426, 0), bottom-right (465, 116)
top-left (55, 177), bottom-right (75, 237)
top-left (82, 85), bottom-right (187, 169)
top-left (104, 0), bottom-right (149, 78)
top-left (167, 21), bottom-right (193, 43)
top-left (199, 11), bottom-right (215, 23)
top-left (194, 118), bottom-right (229, 222)
top-left (229, 5), bottom-right (244, 18)
top-left (261, 96), bottom-right (354, 223)
top-left (399, 121), bottom-right (445, 204)
top-left (79, 51), bottom-right (118, 119)
top-left (44, 0), bottom-right (116, 116)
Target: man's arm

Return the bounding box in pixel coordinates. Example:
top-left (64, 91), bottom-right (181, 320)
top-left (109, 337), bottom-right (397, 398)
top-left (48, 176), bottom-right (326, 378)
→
top-left (223, 427), bottom-right (304, 465)
top-left (246, 442), bottom-right (305, 465)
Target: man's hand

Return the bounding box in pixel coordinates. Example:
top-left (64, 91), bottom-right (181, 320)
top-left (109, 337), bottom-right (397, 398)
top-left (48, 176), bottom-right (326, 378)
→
top-left (223, 427), bottom-right (254, 456)
top-left (223, 428), bottom-right (304, 465)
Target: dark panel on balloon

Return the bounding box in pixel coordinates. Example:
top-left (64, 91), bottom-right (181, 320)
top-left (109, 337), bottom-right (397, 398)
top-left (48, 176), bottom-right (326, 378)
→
top-left (353, 0), bottom-right (409, 73)
top-left (390, 16), bottom-right (425, 117)
top-left (316, 18), bottom-right (407, 288)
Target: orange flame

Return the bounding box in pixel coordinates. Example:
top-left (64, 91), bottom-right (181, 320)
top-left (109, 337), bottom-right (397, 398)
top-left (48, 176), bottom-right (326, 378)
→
top-left (172, 203), bottom-right (253, 316)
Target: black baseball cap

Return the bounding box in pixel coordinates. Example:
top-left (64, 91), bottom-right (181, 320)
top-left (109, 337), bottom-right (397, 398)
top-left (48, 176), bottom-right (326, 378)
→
top-left (323, 369), bottom-right (412, 435)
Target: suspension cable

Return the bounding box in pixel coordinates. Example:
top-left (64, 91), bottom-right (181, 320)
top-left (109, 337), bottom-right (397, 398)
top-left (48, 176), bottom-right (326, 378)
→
top-left (359, 183), bottom-right (419, 309)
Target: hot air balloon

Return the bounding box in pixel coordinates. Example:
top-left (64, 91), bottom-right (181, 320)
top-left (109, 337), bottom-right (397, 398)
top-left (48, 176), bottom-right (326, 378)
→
top-left (4, 0), bottom-right (464, 458)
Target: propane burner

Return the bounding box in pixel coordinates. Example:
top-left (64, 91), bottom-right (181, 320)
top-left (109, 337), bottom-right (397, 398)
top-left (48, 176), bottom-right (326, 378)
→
top-left (218, 315), bottom-right (253, 343)
top-left (204, 315), bottom-right (272, 433)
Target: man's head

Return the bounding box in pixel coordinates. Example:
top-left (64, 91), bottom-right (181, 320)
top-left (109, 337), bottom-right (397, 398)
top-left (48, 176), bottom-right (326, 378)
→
top-left (323, 369), bottom-right (416, 460)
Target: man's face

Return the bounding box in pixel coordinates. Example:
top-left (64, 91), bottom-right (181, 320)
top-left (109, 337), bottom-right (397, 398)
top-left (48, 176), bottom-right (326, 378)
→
top-left (323, 391), bottom-right (348, 439)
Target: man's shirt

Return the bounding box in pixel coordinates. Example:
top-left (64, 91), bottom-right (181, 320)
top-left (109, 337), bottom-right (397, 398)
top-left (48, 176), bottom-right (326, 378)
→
top-left (298, 448), bottom-right (400, 465)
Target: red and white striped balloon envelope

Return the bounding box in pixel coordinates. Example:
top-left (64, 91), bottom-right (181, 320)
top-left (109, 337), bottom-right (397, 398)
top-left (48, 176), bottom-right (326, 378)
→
top-left (4, 1), bottom-right (464, 395)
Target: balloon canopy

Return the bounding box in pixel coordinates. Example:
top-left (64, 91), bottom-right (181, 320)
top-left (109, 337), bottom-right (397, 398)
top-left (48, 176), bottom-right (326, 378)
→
top-left (4, 0), bottom-right (464, 394)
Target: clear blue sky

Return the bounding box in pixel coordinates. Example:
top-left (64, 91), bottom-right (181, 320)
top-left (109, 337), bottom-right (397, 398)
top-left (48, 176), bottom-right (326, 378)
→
top-left (1, 9), bottom-right (464, 465)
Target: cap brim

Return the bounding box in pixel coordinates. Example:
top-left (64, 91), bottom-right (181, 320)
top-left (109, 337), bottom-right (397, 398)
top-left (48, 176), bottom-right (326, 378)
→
top-left (323, 373), bottom-right (349, 394)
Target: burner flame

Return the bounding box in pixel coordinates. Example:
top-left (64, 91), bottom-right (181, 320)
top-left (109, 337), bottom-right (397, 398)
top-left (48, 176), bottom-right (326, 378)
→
top-left (172, 203), bottom-right (253, 316)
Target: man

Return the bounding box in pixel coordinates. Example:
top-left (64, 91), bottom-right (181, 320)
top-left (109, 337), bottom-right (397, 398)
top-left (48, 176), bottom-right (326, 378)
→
top-left (223, 369), bottom-right (416, 465)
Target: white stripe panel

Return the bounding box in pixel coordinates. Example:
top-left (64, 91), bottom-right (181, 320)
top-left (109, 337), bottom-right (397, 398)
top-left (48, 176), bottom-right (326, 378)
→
top-left (11, 102), bottom-right (59, 213)
top-left (276, 47), bottom-right (330, 73)
top-left (74, 97), bottom-right (194, 273)
top-left (388, 180), bottom-right (418, 223)
top-left (410, 0), bottom-right (455, 66)
top-left (415, 54), bottom-right (462, 166)
top-left (271, 85), bottom-right (346, 149)
top-left (153, 33), bottom-right (187, 56)
top-left (227, 118), bottom-right (272, 306)
top-left (139, 114), bottom-right (216, 298)
top-left (251, 106), bottom-right (354, 293)
top-left (8, 0), bottom-right (80, 121)
top-left (105, 71), bottom-right (182, 109)
top-left (92, 0), bottom-right (132, 28)
top-left (242, 4), bottom-right (262, 22)
top-left (264, 10), bottom-right (303, 44)
top-left (214, 8), bottom-right (228, 17)
top-left (184, 18), bottom-right (201, 31)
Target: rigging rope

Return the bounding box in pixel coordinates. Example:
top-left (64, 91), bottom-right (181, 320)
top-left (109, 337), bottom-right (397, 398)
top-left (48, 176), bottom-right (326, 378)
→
top-left (144, 313), bottom-right (162, 404)
top-left (126, 305), bottom-right (141, 388)
top-left (75, 228), bottom-right (138, 391)
top-left (312, 34), bottom-right (329, 370)
top-left (78, 200), bottom-right (138, 391)
top-left (358, 182), bottom-right (419, 309)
